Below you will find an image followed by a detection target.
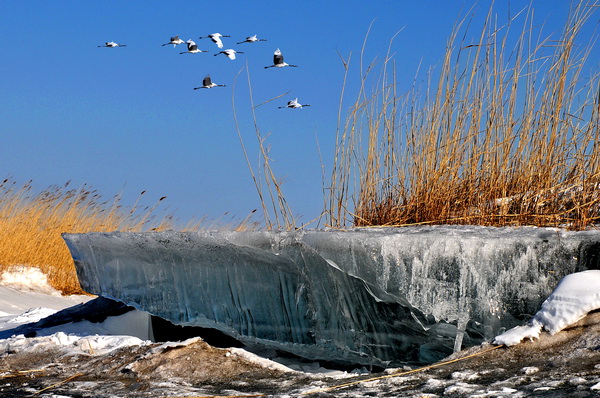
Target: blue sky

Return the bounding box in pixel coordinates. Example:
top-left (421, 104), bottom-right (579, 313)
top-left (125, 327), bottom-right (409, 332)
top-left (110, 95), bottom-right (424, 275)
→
top-left (1, 1), bottom-right (596, 228)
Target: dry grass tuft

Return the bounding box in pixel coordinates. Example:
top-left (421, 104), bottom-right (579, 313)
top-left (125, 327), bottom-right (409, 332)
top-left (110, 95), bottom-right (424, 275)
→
top-left (0, 179), bottom-right (173, 294)
top-left (327, 1), bottom-right (600, 229)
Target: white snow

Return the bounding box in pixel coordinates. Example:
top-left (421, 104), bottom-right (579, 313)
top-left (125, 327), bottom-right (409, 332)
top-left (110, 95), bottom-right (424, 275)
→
top-left (492, 323), bottom-right (543, 346)
top-left (0, 331), bottom-right (147, 356)
top-left (1, 265), bottom-right (62, 296)
top-left (227, 347), bottom-right (298, 373)
top-left (451, 370), bottom-right (480, 381)
top-left (494, 270), bottom-right (600, 346)
top-left (0, 266), bottom-right (147, 355)
top-left (33, 308), bottom-right (154, 340)
top-left (532, 270), bottom-right (600, 333)
top-left (0, 266), bottom-right (90, 325)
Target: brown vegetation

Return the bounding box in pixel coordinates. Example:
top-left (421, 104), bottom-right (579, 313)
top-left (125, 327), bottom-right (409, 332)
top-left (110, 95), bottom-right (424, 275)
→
top-left (0, 179), bottom-right (173, 294)
top-left (327, 1), bottom-right (600, 229)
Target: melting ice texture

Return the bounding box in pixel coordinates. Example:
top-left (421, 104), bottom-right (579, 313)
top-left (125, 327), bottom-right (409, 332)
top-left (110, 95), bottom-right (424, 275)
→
top-left (62, 226), bottom-right (600, 367)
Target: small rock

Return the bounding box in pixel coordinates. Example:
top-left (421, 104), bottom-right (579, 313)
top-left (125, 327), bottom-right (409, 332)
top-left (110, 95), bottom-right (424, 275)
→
top-left (520, 366), bottom-right (539, 375)
top-left (570, 377), bottom-right (587, 385)
top-left (451, 370), bottom-right (479, 380)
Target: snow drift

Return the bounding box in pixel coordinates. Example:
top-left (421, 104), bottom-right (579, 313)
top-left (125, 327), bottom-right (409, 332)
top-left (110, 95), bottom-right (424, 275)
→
top-left (494, 269), bottom-right (600, 346)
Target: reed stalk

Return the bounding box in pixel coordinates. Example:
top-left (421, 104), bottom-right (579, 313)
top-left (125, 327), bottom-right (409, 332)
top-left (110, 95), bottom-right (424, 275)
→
top-left (232, 64), bottom-right (296, 231)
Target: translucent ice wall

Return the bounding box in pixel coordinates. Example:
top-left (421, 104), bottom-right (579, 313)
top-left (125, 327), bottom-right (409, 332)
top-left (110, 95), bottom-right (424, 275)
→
top-left (62, 226), bottom-right (600, 367)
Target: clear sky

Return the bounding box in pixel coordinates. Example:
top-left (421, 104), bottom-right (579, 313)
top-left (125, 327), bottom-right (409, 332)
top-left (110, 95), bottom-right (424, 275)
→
top-left (1, 1), bottom-right (596, 228)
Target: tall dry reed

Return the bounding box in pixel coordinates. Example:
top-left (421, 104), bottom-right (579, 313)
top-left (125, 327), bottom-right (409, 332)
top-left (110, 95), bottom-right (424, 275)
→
top-left (327, 1), bottom-right (600, 229)
top-left (0, 179), bottom-right (173, 294)
top-left (232, 64), bottom-right (297, 231)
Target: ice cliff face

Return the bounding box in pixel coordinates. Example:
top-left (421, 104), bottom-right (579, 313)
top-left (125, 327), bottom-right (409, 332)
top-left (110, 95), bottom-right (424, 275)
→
top-left (62, 226), bottom-right (600, 367)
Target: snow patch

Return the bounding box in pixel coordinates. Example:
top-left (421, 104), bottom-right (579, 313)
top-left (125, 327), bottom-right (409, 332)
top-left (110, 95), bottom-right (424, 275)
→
top-left (533, 270), bottom-right (600, 334)
top-left (0, 265), bottom-right (60, 296)
top-left (469, 387), bottom-right (521, 397)
top-left (494, 270), bottom-right (600, 346)
top-left (147, 337), bottom-right (203, 355)
top-left (451, 370), bottom-right (480, 381)
top-left (568, 377), bottom-right (587, 385)
top-left (35, 309), bottom-right (154, 341)
top-left (227, 347), bottom-right (297, 373)
top-left (0, 331), bottom-right (148, 356)
top-left (424, 377), bottom-right (447, 389)
top-left (493, 322), bottom-right (542, 346)
top-left (2, 307), bottom-right (59, 327)
top-left (444, 382), bottom-right (480, 394)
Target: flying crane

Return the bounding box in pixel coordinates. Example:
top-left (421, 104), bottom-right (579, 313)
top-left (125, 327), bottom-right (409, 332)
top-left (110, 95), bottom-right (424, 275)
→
top-left (237, 34), bottom-right (267, 44)
top-left (199, 33), bottom-right (230, 49)
top-left (278, 98), bottom-right (310, 109)
top-left (193, 75), bottom-right (226, 89)
top-left (179, 40), bottom-right (208, 54)
top-left (98, 41), bottom-right (126, 48)
top-left (264, 48), bottom-right (297, 68)
top-left (162, 35), bottom-right (185, 47)
top-left (214, 49), bottom-right (243, 60)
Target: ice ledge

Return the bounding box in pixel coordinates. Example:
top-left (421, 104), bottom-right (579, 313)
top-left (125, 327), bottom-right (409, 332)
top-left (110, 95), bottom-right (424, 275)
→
top-left (62, 227), bottom-right (600, 366)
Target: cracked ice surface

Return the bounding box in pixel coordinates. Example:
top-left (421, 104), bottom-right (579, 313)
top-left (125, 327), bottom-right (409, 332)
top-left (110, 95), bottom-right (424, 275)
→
top-left (62, 226), bottom-right (600, 367)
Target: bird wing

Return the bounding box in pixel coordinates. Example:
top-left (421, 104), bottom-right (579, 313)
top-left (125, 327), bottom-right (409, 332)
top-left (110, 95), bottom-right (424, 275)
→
top-left (203, 76), bottom-right (212, 86)
top-left (190, 44), bottom-right (198, 51)
top-left (226, 50), bottom-right (236, 60)
top-left (212, 37), bottom-right (223, 48)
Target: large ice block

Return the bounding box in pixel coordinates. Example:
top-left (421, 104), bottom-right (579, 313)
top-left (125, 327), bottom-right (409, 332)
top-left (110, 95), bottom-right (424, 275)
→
top-left (62, 226), bottom-right (600, 367)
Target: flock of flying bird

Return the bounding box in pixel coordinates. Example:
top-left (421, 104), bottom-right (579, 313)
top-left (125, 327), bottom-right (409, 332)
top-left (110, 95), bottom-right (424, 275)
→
top-left (98, 33), bottom-right (310, 109)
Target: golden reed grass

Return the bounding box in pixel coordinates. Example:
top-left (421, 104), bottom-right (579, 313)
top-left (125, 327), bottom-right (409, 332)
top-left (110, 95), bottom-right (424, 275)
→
top-left (327, 1), bottom-right (600, 229)
top-left (0, 179), bottom-right (173, 294)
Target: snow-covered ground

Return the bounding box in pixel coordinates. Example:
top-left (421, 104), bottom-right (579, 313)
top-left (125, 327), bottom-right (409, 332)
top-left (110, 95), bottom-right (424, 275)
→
top-left (1, 265), bottom-right (600, 397)
top-left (0, 267), bottom-right (146, 356)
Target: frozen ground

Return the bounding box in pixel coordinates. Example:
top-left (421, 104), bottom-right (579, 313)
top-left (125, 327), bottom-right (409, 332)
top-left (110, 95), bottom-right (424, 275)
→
top-left (0, 266), bottom-right (600, 397)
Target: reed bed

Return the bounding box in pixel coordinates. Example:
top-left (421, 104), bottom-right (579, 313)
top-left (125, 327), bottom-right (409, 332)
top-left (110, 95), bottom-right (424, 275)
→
top-left (327, 1), bottom-right (600, 229)
top-left (0, 179), bottom-right (173, 294)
